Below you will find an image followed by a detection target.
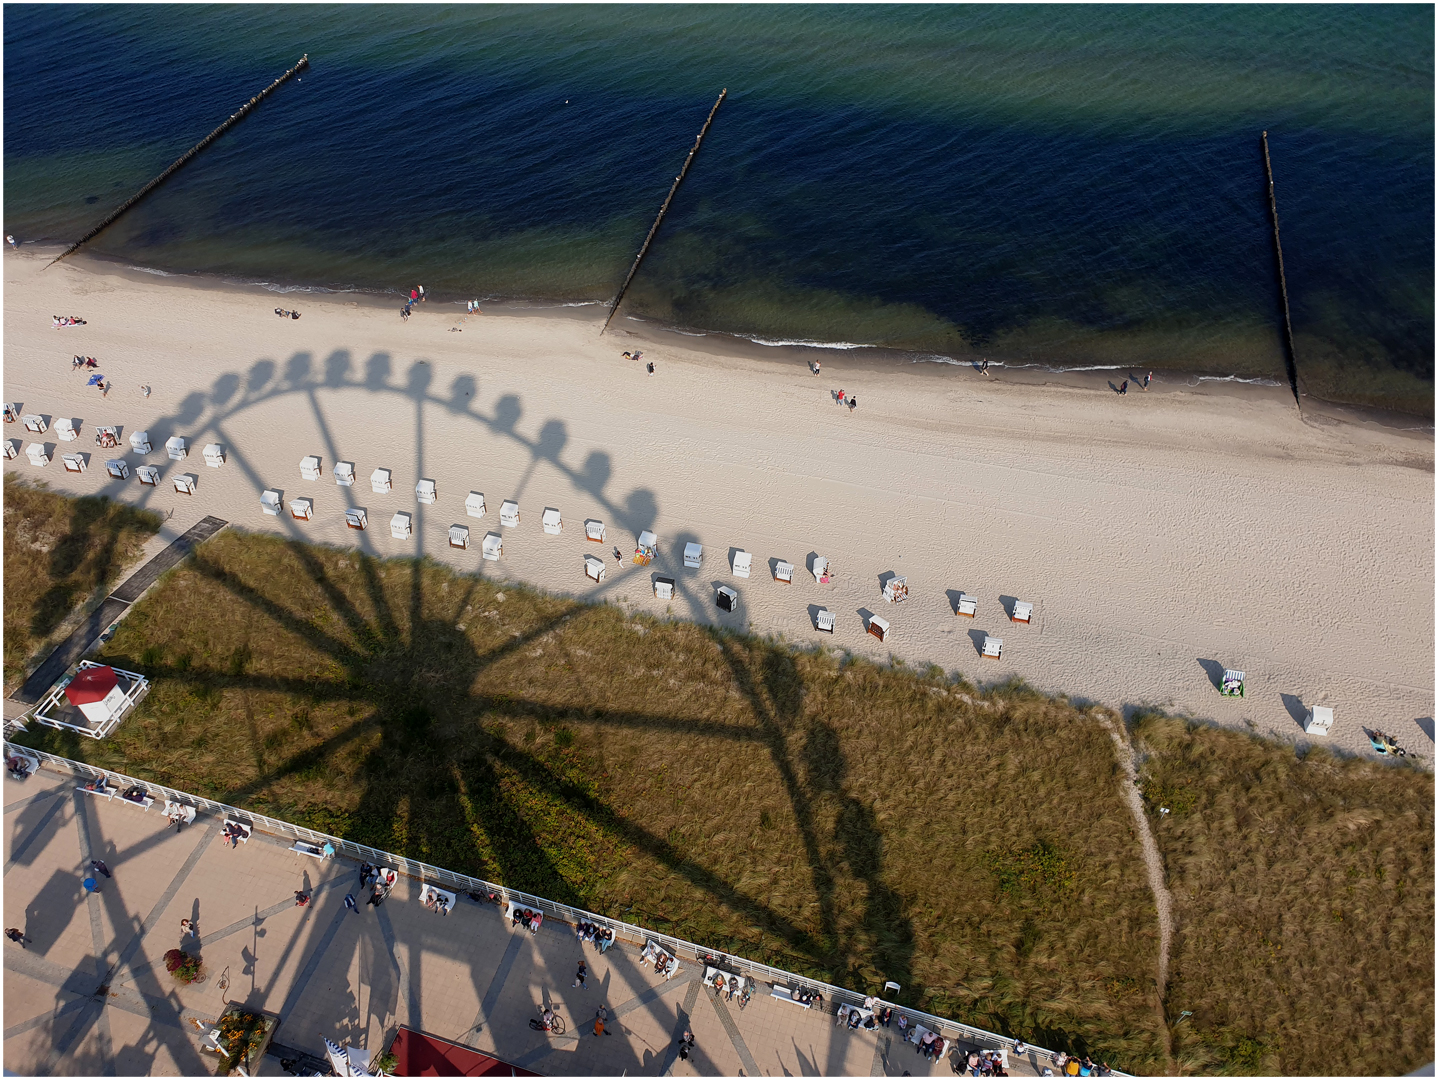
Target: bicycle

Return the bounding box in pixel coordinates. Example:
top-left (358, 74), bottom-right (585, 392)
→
top-left (529, 1007), bottom-right (566, 1035)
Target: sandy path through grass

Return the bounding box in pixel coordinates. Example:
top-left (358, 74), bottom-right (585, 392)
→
top-left (1100, 713), bottom-right (1174, 994)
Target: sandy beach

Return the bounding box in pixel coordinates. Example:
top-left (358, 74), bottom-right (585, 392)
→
top-left (4, 247), bottom-right (1433, 761)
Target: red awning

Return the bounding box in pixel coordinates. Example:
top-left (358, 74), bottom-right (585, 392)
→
top-left (388, 1028), bottom-right (538, 1077)
top-left (65, 666), bottom-right (119, 706)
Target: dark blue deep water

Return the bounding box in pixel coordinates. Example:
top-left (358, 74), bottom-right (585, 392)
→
top-left (4, 5), bottom-right (1433, 413)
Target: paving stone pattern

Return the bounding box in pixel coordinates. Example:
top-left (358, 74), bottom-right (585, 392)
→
top-left (3, 768), bottom-right (1046, 1076)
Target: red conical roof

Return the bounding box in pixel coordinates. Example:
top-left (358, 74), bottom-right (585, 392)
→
top-left (65, 666), bottom-right (119, 706)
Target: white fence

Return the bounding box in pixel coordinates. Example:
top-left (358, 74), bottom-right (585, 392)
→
top-left (7, 742), bottom-right (1116, 1073)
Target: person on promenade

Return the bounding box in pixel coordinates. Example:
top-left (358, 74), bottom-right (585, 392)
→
top-left (677, 1031), bottom-right (695, 1061)
top-left (83, 877), bottom-right (101, 895)
top-left (6, 928), bottom-right (30, 947)
top-left (181, 918), bottom-right (197, 938)
top-left (344, 894), bottom-right (358, 913)
top-left (573, 960), bottom-right (588, 989)
top-left (593, 1006), bottom-right (612, 1036)
top-left (90, 859), bottom-right (111, 879)
top-left (294, 891), bottom-right (311, 907)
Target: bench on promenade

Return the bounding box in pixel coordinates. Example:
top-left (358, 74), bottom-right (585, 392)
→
top-left (420, 884), bottom-right (455, 915)
top-left (290, 840), bottom-right (328, 860)
top-left (770, 984), bottom-right (811, 1008)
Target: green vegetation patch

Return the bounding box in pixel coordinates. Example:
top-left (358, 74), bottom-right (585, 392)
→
top-left (2, 475), bottom-right (161, 689)
top-left (1135, 712), bottom-right (1434, 1075)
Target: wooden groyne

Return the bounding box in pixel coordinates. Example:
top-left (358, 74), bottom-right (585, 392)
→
top-left (46, 54), bottom-right (310, 269)
top-left (1261, 131), bottom-right (1302, 410)
top-left (602, 88), bottom-right (727, 335)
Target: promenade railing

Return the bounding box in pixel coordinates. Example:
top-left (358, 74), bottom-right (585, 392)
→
top-left (8, 742), bottom-right (1120, 1073)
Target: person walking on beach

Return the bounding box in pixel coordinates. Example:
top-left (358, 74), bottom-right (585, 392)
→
top-left (1144, 370), bottom-right (1152, 390)
top-left (6, 928), bottom-right (30, 948)
top-left (980, 358), bottom-right (990, 376)
top-left (5, 235), bottom-right (16, 249)
top-left (418, 285), bottom-right (426, 302)
top-left (646, 361), bottom-right (655, 376)
top-left (813, 360), bottom-right (821, 377)
top-left (849, 395), bottom-right (857, 412)
top-left (1118, 380), bottom-right (1128, 395)
top-left (837, 389), bottom-right (845, 405)
top-left (142, 385), bottom-right (151, 399)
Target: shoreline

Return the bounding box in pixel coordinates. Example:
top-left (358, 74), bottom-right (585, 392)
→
top-left (47, 242), bottom-right (1436, 435)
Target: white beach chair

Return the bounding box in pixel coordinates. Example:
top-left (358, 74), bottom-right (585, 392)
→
top-left (136, 465), bottom-right (160, 486)
top-left (290, 498), bottom-right (313, 521)
top-left (481, 532), bottom-right (503, 561)
top-left (94, 426), bottom-right (119, 449)
top-left (883, 576), bottom-right (908, 603)
top-left (198, 444), bottom-right (223, 468)
top-left (774, 560), bottom-right (794, 584)
top-left (415, 479), bottom-right (436, 505)
top-left (22, 414), bottom-right (47, 434)
top-left (166, 436), bottom-right (188, 460)
top-left (3, 402), bottom-right (18, 424)
top-left (653, 576), bottom-right (675, 599)
top-left (335, 461), bottom-right (355, 487)
top-left (26, 443), bottom-right (50, 467)
top-left (371, 468), bottom-right (392, 493)
top-left (585, 519), bottom-right (606, 542)
top-left (812, 556), bottom-right (831, 584)
top-left (542, 508), bottom-right (562, 535)
top-left (129, 430), bottom-right (151, 454)
top-left (55, 418), bottom-right (78, 442)
top-left (62, 452), bottom-right (87, 473)
top-left (449, 524), bottom-right (470, 549)
top-left (1011, 600), bottom-right (1034, 624)
top-left (299, 455), bottom-right (322, 480)
top-left (815, 608), bottom-right (835, 633)
top-left (105, 458), bottom-right (130, 480)
top-left (466, 491), bottom-right (487, 519)
top-left (716, 585), bottom-right (738, 612)
top-left (585, 554), bottom-right (607, 582)
top-left (345, 508), bottom-right (367, 530)
top-left (867, 615), bottom-right (890, 642)
top-left (732, 550), bottom-right (752, 578)
top-left (982, 635), bottom-right (1003, 660)
top-left (634, 530), bottom-right (657, 565)
top-left (956, 592), bottom-right (977, 617)
top-left (2, 439), bottom-right (17, 460)
top-left (684, 542), bottom-right (703, 569)
top-left (1219, 669), bottom-right (1245, 697)
top-left (260, 489), bottom-right (282, 515)
top-left (1304, 705), bottom-right (1334, 736)
top-left (173, 473), bottom-right (197, 495)
top-left (500, 500), bottom-right (520, 527)
top-left (390, 512), bottom-right (412, 540)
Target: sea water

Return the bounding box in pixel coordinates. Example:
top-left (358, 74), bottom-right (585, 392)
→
top-left (4, 5), bottom-right (1432, 414)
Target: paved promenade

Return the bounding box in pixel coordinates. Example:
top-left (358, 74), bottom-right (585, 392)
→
top-left (3, 766), bottom-right (1041, 1076)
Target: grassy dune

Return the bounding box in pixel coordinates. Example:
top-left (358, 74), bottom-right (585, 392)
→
top-left (1135, 714), bottom-right (1433, 1075)
top-left (2, 475), bottom-right (162, 690)
top-left (10, 523), bottom-right (1432, 1074)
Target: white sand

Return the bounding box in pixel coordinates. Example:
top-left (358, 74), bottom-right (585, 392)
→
top-left (4, 248), bottom-right (1433, 760)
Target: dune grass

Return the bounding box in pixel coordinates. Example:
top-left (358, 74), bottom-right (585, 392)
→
top-left (10, 523), bottom-right (1432, 1074)
top-left (1, 474), bottom-right (162, 690)
top-left (1134, 713), bottom-right (1433, 1076)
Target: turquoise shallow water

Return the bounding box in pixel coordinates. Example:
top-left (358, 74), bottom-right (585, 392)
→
top-left (4, 5), bottom-right (1433, 413)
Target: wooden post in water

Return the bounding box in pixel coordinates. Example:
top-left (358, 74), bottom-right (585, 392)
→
top-left (1261, 131), bottom-right (1302, 411)
top-left (601, 89), bottom-right (727, 335)
top-left (46, 54), bottom-right (311, 269)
